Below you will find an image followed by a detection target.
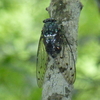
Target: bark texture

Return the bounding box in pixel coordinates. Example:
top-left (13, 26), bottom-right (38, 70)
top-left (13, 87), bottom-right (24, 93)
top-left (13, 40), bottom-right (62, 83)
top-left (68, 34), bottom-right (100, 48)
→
top-left (42, 0), bottom-right (82, 100)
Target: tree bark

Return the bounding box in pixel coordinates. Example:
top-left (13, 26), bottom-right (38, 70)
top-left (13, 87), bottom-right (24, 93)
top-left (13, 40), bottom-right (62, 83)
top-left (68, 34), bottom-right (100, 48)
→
top-left (42, 0), bottom-right (83, 100)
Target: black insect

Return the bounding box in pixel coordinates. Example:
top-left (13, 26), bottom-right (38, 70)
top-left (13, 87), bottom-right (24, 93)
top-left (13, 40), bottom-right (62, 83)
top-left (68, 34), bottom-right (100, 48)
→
top-left (36, 18), bottom-right (75, 87)
top-left (42, 18), bottom-right (62, 58)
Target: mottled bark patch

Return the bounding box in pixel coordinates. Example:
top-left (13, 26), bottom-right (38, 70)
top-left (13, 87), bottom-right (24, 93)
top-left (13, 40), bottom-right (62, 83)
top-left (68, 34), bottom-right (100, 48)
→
top-left (48, 93), bottom-right (63, 100)
top-left (65, 87), bottom-right (70, 98)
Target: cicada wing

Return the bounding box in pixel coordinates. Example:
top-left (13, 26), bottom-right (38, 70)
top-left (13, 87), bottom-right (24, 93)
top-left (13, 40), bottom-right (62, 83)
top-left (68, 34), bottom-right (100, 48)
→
top-left (57, 35), bottom-right (76, 84)
top-left (36, 36), bottom-right (48, 87)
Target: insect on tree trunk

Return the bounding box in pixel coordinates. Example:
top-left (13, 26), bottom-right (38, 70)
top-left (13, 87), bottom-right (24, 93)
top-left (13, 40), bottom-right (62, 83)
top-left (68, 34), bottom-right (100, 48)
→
top-left (42, 0), bottom-right (83, 100)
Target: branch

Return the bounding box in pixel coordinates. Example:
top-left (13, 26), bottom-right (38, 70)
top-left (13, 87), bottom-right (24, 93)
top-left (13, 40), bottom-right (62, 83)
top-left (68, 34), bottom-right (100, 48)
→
top-left (42, 0), bottom-right (83, 100)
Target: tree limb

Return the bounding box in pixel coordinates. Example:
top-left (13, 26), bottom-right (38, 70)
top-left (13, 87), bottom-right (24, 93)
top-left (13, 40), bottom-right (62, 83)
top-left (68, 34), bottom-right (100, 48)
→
top-left (42, 0), bottom-right (83, 100)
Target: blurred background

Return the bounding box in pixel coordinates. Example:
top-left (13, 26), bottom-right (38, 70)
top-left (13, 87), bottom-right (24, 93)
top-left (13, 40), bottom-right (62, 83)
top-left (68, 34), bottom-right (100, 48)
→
top-left (0, 0), bottom-right (100, 100)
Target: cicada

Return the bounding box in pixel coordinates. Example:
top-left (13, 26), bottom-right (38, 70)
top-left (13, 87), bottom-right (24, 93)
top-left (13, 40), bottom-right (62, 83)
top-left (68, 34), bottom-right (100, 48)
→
top-left (36, 18), bottom-right (75, 87)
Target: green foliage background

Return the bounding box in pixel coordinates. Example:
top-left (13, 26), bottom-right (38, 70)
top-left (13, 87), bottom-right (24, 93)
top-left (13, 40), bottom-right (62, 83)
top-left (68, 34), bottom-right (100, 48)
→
top-left (0, 0), bottom-right (100, 100)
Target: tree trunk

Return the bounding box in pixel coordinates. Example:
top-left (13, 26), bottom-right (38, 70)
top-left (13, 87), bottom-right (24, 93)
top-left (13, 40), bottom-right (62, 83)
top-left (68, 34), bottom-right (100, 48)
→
top-left (42, 0), bottom-right (83, 100)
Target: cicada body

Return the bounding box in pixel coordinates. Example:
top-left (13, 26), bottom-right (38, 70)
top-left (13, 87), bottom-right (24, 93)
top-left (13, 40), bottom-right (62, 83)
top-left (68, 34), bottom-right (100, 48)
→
top-left (36, 18), bottom-right (76, 87)
top-left (42, 18), bottom-right (62, 58)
